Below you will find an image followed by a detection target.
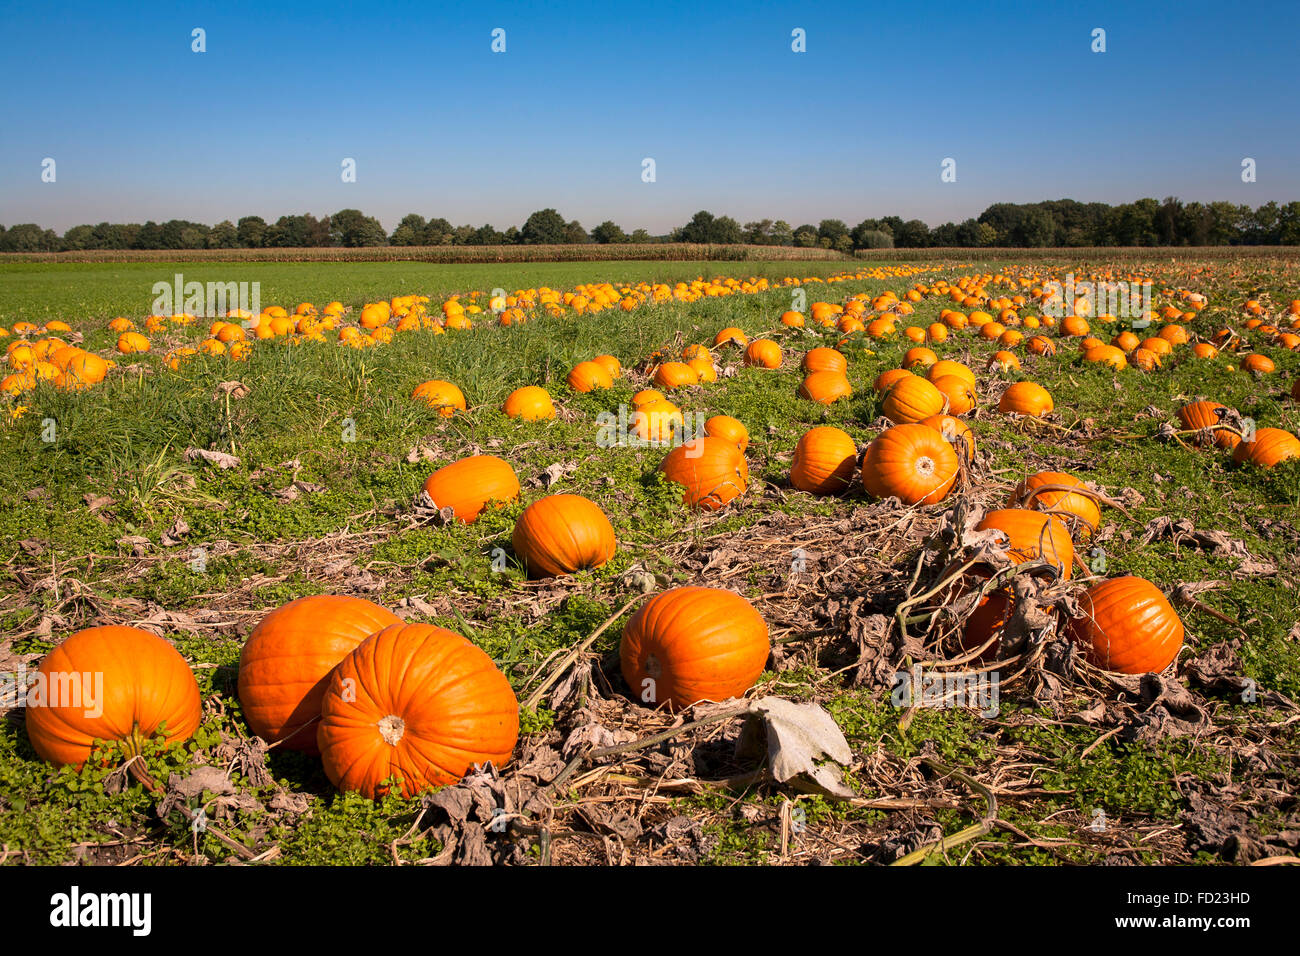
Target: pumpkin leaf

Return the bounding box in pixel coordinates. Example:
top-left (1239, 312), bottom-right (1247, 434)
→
top-left (745, 697), bottom-right (855, 798)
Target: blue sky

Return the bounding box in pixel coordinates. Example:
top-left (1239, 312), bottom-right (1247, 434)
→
top-left (1, 0), bottom-right (1297, 233)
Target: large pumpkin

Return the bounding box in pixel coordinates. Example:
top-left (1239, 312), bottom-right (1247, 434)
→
top-left (620, 586), bottom-right (769, 710)
top-left (1177, 401), bottom-right (1239, 449)
top-left (654, 361), bottom-right (699, 390)
top-left (998, 381), bottom-right (1054, 417)
top-left (882, 375), bottom-right (945, 424)
top-left (503, 386), bottom-right (555, 421)
top-left (1066, 576), bottom-right (1184, 674)
top-left (412, 380), bottom-right (466, 417)
top-left (1233, 428), bottom-right (1300, 468)
top-left (26, 626), bottom-right (202, 767)
top-left (801, 347), bottom-right (847, 375)
top-left (975, 509), bottom-right (1073, 578)
top-left (798, 371), bottom-right (853, 406)
top-left (423, 455), bottom-right (520, 523)
top-left (861, 423), bottom-right (959, 505)
top-left (512, 494), bottom-right (617, 578)
top-left (238, 595), bottom-right (401, 753)
top-left (791, 426), bottom-right (858, 495)
top-left (658, 437), bottom-right (748, 510)
top-left (317, 622), bottom-right (519, 798)
top-left (704, 415), bottom-right (749, 451)
top-left (1011, 471), bottom-right (1101, 534)
top-left (743, 339), bottom-right (782, 369)
top-left (567, 360), bottom-right (613, 392)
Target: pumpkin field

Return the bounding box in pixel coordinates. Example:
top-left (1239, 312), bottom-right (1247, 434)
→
top-left (1, 253), bottom-right (1298, 866)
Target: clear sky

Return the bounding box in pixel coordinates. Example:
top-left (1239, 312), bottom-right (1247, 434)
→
top-left (2, 0), bottom-right (1297, 233)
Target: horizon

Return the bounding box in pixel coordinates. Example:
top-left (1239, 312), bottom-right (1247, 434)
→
top-left (3, 0), bottom-right (1299, 234)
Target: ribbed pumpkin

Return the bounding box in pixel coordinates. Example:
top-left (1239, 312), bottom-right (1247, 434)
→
top-left (931, 374), bottom-right (976, 415)
top-left (423, 455), bottom-right (520, 523)
top-left (567, 360), bottom-right (613, 392)
top-left (874, 368), bottom-right (912, 394)
top-left (1066, 576), bottom-right (1183, 674)
top-left (714, 327), bottom-right (748, 348)
top-left (1084, 344), bottom-right (1127, 370)
top-left (633, 399), bottom-right (684, 444)
top-left (659, 437), bottom-right (748, 510)
top-left (791, 426), bottom-right (858, 495)
top-left (632, 388), bottom-right (665, 408)
top-left (1177, 400), bottom-right (1239, 449)
top-left (861, 424), bottom-right (959, 505)
top-left (920, 413), bottom-right (976, 458)
top-left (902, 347), bottom-right (938, 369)
top-left (1012, 471), bottom-right (1101, 534)
top-left (512, 494), bottom-right (616, 578)
top-left (1233, 427), bottom-right (1300, 468)
top-left (654, 361), bottom-right (699, 390)
top-left (26, 626), bottom-right (202, 768)
top-left (798, 371), bottom-right (853, 406)
top-left (801, 347), bottom-right (847, 374)
top-left (411, 380), bottom-right (466, 417)
top-left (592, 354), bottom-right (622, 379)
top-left (704, 415), bottom-right (749, 451)
top-left (927, 360), bottom-right (976, 387)
top-left (502, 386), bottom-right (555, 421)
top-left (975, 509), bottom-right (1073, 578)
top-left (743, 339), bottom-right (782, 369)
top-left (998, 381), bottom-right (1054, 417)
top-left (238, 595), bottom-right (401, 753)
top-left (883, 375), bottom-right (945, 424)
top-left (317, 622), bottom-right (519, 798)
top-left (620, 587), bottom-right (769, 710)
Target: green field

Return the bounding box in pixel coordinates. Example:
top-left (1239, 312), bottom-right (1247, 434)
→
top-left (1, 257), bottom-right (1298, 866)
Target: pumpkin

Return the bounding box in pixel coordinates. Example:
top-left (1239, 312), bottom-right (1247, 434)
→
top-left (1241, 354), bottom-right (1276, 375)
top-left (1066, 576), bottom-right (1183, 674)
top-left (1129, 347), bottom-right (1162, 371)
top-left (659, 436), bottom-right (748, 510)
top-left (714, 327), bottom-right (748, 348)
top-left (883, 375), bottom-right (945, 424)
top-left (705, 415), bottom-right (749, 451)
top-left (1233, 428), bottom-right (1300, 468)
top-left (317, 622), bottom-right (519, 798)
top-left (743, 339), bottom-right (782, 369)
top-left (412, 380), bottom-right (466, 417)
top-left (975, 509), bottom-right (1073, 578)
top-left (989, 350), bottom-right (1021, 372)
top-left (1192, 342), bottom-right (1219, 359)
top-left (512, 494), bottom-right (616, 578)
top-left (423, 455), bottom-right (520, 523)
top-left (861, 423), bottom-right (959, 505)
top-left (959, 573), bottom-right (1015, 661)
top-left (1084, 345), bottom-right (1127, 370)
top-left (1112, 331), bottom-right (1140, 351)
top-left (791, 426), bottom-right (858, 495)
top-left (920, 413), bottom-right (975, 458)
top-left (689, 357), bottom-right (717, 382)
top-left (654, 361), bottom-right (699, 390)
top-left (238, 595), bottom-right (400, 753)
top-left (26, 626), bottom-right (202, 768)
top-left (1027, 335), bottom-right (1056, 356)
top-left (903, 347), bottom-right (938, 369)
top-left (620, 586), bottom-right (769, 710)
top-left (503, 386), bottom-right (555, 421)
top-left (798, 371), bottom-right (853, 406)
top-left (632, 388), bottom-right (665, 407)
top-left (1011, 471), bottom-right (1101, 534)
top-left (927, 360), bottom-right (976, 387)
top-left (801, 347), bottom-right (847, 374)
top-left (116, 332), bottom-right (150, 354)
top-left (931, 374), bottom-right (977, 415)
top-left (1177, 400), bottom-right (1239, 449)
top-left (633, 399), bottom-right (684, 444)
top-left (592, 354), bottom-right (622, 379)
top-left (567, 360), bottom-right (613, 392)
top-left (874, 368), bottom-right (912, 394)
top-left (998, 381), bottom-right (1054, 417)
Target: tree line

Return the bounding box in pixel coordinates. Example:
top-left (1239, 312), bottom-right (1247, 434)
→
top-left (3, 198), bottom-right (1299, 253)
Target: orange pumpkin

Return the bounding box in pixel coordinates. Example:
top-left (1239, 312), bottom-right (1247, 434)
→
top-left (1066, 576), bottom-right (1183, 674)
top-left (620, 586), bottom-right (769, 710)
top-left (317, 622), bottom-right (519, 798)
top-left (743, 339), bottom-right (783, 369)
top-left (412, 380), bottom-right (467, 417)
top-left (1011, 471), bottom-right (1101, 534)
top-left (567, 360), bottom-right (614, 392)
top-left (883, 375), bottom-right (946, 424)
top-left (998, 382), bottom-right (1054, 417)
top-left (1177, 400), bottom-right (1239, 450)
top-left (503, 386), bottom-right (556, 421)
top-left (659, 437), bottom-right (749, 510)
top-left (975, 509), bottom-right (1073, 578)
top-left (798, 371), bottom-right (853, 406)
top-left (654, 361), bottom-right (700, 390)
top-left (423, 455), bottom-right (520, 522)
top-left (801, 347), bottom-right (847, 374)
top-left (704, 415), bottom-right (749, 451)
top-left (26, 626), bottom-right (202, 768)
top-left (931, 374), bottom-right (977, 415)
top-left (512, 494), bottom-right (616, 578)
top-left (861, 424), bottom-right (959, 505)
top-left (791, 426), bottom-right (858, 495)
top-left (238, 595), bottom-right (401, 754)
top-left (1233, 428), bottom-right (1300, 468)
top-left (919, 413), bottom-right (976, 458)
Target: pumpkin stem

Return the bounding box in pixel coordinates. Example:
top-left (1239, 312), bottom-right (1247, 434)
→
top-left (913, 455), bottom-right (935, 479)
top-left (377, 714), bottom-right (406, 745)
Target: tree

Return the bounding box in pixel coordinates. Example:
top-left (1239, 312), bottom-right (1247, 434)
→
top-left (62, 225), bottom-right (96, 250)
top-left (678, 211), bottom-right (716, 243)
top-left (425, 217), bottom-right (455, 244)
top-left (207, 220), bottom-right (239, 249)
top-left (591, 220), bottom-right (628, 244)
top-left (630, 228), bottom-right (652, 243)
top-left (743, 219), bottom-right (773, 244)
top-left (0, 224), bottom-right (59, 252)
top-left (895, 219), bottom-right (931, 248)
top-left (711, 216), bottom-right (742, 244)
top-left (564, 220), bottom-right (588, 244)
top-left (237, 216), bottom-right (268, 248)
top-left (472, 223), bottom-right (504, 245)
top-left (390, 214), bottom-right (428, 246)
top-left (792, 224), bottom-right (819, 247)
top-left (818, 219), bottom-right (850, 247)
top-left (520, 209), bottom-right (568, 244)
top-left (330, 209), bottom-right (387, 246)
top-left (503, 226), bottom-right (520, 244)
top-left (1011, 207), bottom-right (1055, 247)
top-left (769, 220), bottom-right (794, 246)
top-left (855, 229), bottom-right (893, 249)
